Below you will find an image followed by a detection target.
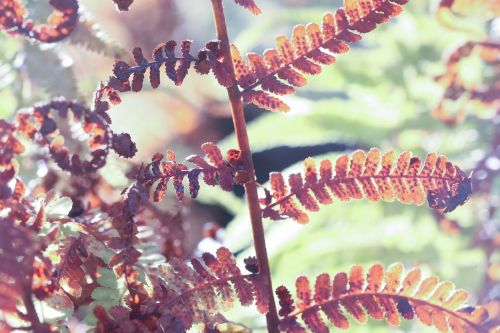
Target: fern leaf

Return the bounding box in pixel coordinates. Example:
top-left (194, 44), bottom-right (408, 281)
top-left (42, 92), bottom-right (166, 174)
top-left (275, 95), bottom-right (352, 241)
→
top-left (139, 143), bottom-right (239, 204)
top-left (232, 0), bottom-right (409, 112)
top-left (0, 0), bottom-right (78, 43)
top-left (47, 233), bottom-right (109, 304)
top-left (15, 98), bottom-right (136, 175)
top-left (433, 41), bottom-right (500, 126)
top-left (112, 40), bottom-right (233, 92)
top-left (107, 182), bottom-right (151, 305)
top-left (91, 76), bottom-right (130, 120)
top-left (157, 247), bottom-right (269, 331)
top-left (261, 149), bottom-right (471, 224)
top-left (91, 247), bottom-right (269, 332)
top-left (234, 0), bottom-right (262, 15)
top-left (436, 0), bottom-right (500, 31)
top-left (276, 264), bottom-right (496, 333)
top-left (66, 9), bottom-right (128, 57)
top-left (23, 44), bottom-right (79, 99)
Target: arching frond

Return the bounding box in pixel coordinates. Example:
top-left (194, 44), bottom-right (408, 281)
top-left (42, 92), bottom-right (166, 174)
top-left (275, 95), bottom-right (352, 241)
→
top-left (261, 149), bottom-right (471, 224)
top-left (276, 263), bottom-right (496, 333)
top-left (15, 99), bottom-right (136, 175)
top-left (231, 0), bottom-right (410, 112)
top-left (433, 41), bottom-right (500, 126)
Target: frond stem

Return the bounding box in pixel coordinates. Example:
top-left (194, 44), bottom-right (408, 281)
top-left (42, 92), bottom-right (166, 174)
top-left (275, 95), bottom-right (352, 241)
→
top-left (120, 56), bottom-right (193, 78)
top-left (210, 1), bottom-right (279, 332)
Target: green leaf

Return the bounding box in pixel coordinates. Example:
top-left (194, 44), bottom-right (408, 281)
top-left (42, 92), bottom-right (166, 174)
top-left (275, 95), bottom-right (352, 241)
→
top-left (66, 9), bottom-right (128, 58)
top-left (23, 44), bottom-right (79, 99)
top-left (91, 286), bottom-right (122, 301)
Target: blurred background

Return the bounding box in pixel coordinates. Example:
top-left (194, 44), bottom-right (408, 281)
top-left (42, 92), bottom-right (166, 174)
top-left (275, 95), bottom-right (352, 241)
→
top-left (0, 0), bottom-right (498, 332)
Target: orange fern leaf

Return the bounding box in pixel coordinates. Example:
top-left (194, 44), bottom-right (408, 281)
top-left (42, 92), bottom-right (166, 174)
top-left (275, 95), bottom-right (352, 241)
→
top-left (234, 0), bottom-right (261, 15)
top-left (276, 263), bottom-right (497, 333)
top-left (261, 149), bottom-right (471, 224)
top-left (232, 0), bottom-right (409, 112)
top-left (0, 0), bottom-right (78, 43)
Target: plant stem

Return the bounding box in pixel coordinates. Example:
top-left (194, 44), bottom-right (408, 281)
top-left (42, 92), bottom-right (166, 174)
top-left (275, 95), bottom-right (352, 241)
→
top-left (209, 1), bottom-right (279, 332)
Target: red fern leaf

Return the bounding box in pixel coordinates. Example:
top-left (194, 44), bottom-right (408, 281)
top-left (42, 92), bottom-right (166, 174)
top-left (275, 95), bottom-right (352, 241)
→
top-left (46, 233), bottom-right (110, 307)
top-left (232, 0), bottom-right (410, 111)
top-left (93, 248), bottom-right (270, 331)
top-left (153, 247), bottom-right (269, 331)
top-left (276, 264), bottom-right (495, 332)
top-left (262, 149), bottom-right (471, 223)
top-left (107, 182), bottom-right (151, 305)
top-left (139, 143), bottom-right (239, 204)
top-left (112, 40), bottom-right (233, 92)
top-left (15, 99), bottom-right (135, 175)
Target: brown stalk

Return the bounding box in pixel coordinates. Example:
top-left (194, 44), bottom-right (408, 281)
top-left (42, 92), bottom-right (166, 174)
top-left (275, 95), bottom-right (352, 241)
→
top-left (209, 0), bottom-right (279, 332)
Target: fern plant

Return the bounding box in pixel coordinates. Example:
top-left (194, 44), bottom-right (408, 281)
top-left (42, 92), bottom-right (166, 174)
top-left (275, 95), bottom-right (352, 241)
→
top-left (0, 0), bottom-right (498, 332)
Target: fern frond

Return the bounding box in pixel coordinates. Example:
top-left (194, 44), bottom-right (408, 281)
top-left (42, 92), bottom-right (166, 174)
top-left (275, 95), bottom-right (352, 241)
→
top-left (261, 148), bottom-right (471, 224)
top-left (107, 182), bottom-right (151, 305)
top-left (433, 41), bottom-right (500, 126)
top-left (156, 247), bottom-right (269, 330)
top-left (67, 9), bottom-right (128, 58)
top-left (0, 0), bottom-right (78, 43)
top-left (92, 76), bottom-right (130, 121)
top-left (92, 247), bottom-right (269, 332)
top-left (112, 40), bottom-right (233, 92)
top-left (231, 0), bottom-right (409, 112)
top-left (139, 143), bottom-right (240, 203)
top-left (15, 98), bottom-right (136, 175)
top-left (436, 0), bottom-right (500, 31)
top-left (276, 263), bottom-right (497, 333)
top-left (234, 0), bottom-right (262, 15)
top-left (23, 44), bottom-right (80, 99)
